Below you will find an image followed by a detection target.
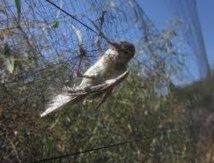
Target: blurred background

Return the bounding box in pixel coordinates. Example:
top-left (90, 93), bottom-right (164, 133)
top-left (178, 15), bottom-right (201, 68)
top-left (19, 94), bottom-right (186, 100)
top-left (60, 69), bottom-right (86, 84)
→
top-left (0, 0), bottom-right (213, 162)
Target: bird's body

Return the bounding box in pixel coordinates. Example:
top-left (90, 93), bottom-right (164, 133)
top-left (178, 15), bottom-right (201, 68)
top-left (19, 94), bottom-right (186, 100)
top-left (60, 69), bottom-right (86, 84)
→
top-left (40, 41), bottom-right (135, 117)
top-left (79, 49), bottom-right (126, 88)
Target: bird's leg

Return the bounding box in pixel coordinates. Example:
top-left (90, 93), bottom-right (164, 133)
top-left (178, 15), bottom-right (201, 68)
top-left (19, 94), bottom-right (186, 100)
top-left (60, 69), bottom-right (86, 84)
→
top-left (95, 87), bottom-right (113, 110)
top-left (76, 45), bottom-right (85, 77)
top-left (95, 11), bottom-right (106, 55)
top-left (77, 56), bottom-right (83, 77)
top-left (90, 11), bottom-right (112, 45)
top-left (76, 45), bottom-right (97, 79)
top-left (97, 11), bottom-right (106, 38)
top-left (76, 45), bottom-right (93, 78)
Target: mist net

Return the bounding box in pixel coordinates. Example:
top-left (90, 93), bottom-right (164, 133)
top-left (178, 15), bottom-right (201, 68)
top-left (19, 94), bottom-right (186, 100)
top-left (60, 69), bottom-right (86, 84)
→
top-left (0, 0), bottom-right (213, 162)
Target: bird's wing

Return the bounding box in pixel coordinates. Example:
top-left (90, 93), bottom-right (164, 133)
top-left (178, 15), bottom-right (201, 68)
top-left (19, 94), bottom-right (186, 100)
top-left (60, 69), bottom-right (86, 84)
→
top-left (40, 92), bottom-right (86, 117)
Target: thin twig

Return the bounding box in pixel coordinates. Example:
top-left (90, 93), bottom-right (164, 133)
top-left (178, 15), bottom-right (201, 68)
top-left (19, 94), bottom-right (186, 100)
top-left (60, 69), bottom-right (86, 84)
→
top-left (7, 136), bottom-right (21, 163)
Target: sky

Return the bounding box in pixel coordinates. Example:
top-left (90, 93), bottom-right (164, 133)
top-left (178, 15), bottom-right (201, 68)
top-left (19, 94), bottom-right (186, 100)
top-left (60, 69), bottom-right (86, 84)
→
top-left (140, 0), bottom-right (214, 81)
top-left (5, 0), bottom-right (213, 83)
top-left (197, 0), bottom-right (214, 66)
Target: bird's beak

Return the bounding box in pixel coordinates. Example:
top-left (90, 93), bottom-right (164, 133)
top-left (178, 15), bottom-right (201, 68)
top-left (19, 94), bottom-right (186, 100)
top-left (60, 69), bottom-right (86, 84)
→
top-left (109, 42), bottom-right (120, 49)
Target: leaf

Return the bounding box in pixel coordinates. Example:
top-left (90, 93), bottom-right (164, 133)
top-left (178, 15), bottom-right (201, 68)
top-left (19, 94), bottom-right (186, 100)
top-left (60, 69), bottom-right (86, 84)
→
top-left (50, 21), bottom-right (59, 29)
top-left (14, 0), bottom-right (21, 23)
top-left (0, 29), bottom-right (14, 40)
top-left (3, 43), bottom-right (11, 55)
top-left (5, 56), bottom-right (15, 74)
top-left (71, 24), bottom-right (83, 45)
top-left (0, 53), bottom-right (5, 65)
top-left (0, 104), bottom-right (3, 117)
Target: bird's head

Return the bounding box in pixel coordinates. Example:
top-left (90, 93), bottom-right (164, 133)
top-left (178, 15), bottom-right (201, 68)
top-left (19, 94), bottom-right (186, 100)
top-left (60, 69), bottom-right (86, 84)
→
top-left (109, 41), bottom-right (135, 62)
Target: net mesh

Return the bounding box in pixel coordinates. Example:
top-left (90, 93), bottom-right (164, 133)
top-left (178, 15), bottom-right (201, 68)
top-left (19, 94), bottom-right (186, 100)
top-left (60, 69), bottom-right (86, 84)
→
top-left (0, 0), bottom-right (213, 162)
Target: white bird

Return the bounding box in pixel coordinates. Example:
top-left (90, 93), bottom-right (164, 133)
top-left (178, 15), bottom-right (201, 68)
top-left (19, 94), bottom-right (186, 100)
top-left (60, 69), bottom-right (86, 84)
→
top-left (40, 41), bottom-right (135, 117)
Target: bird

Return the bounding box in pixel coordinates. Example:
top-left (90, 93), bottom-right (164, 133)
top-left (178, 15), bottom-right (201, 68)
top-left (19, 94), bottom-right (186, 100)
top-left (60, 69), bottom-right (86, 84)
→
top-left (40, 41), bottom-right (135, 117)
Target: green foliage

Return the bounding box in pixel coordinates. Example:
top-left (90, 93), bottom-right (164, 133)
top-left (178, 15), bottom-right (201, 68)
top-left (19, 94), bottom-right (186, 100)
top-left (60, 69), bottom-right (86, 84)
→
top-left (0, 43), bottom-right (15, 74)
top-left (0, 20), bottom-right (197, 163)
top-left (1, 65), bottom-right (195, 162)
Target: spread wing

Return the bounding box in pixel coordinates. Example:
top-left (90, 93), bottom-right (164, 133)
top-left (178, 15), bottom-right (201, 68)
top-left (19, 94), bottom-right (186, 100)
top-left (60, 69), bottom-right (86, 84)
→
top-left (40, 71), bottom-right (129, 117)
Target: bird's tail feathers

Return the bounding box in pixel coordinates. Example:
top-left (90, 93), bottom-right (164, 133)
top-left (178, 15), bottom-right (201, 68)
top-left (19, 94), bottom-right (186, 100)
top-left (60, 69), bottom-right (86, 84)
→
top-left (40, 93), bottom-right (86, 117)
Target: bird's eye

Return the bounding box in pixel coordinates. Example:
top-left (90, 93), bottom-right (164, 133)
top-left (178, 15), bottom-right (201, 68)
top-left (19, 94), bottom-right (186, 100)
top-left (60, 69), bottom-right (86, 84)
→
top-left (124, 50), bottom-right (129, 54)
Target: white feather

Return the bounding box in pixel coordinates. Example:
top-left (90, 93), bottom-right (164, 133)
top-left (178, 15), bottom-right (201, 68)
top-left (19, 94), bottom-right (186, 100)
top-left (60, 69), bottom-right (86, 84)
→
top-left (40, 92), bottom-right (72, 117)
